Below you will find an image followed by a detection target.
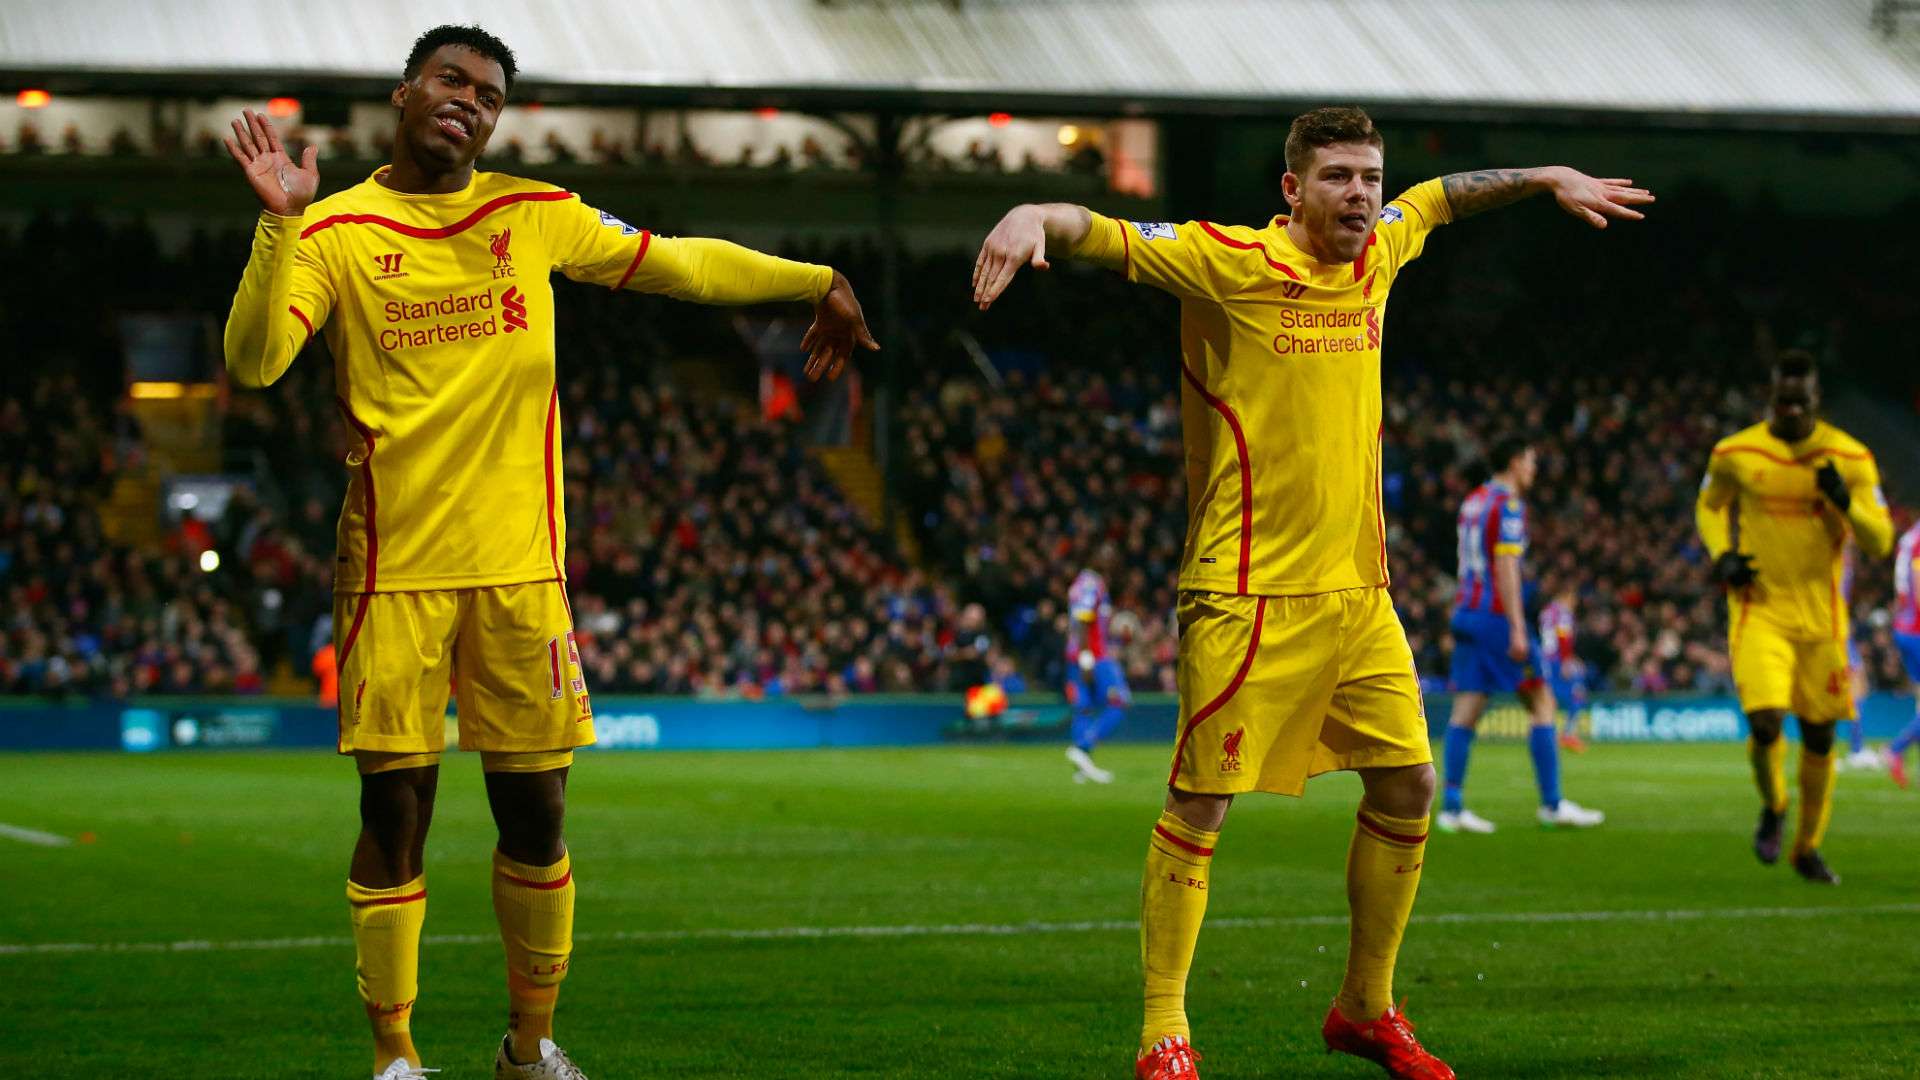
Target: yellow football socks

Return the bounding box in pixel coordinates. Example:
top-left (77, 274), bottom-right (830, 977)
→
top-left (1749, 736), bottom-right (1789, 814)
top-left (1793, 746), bottom-right (1837, 857)
top-left (347, 874), bottom-right (427, 1073)
top-left (1336, 805), bottom-right (1429, 1022)
top-left (1140, 810), bottom-right (1217, 1052)
top-left (492, 850), bottom-right (576, 1064)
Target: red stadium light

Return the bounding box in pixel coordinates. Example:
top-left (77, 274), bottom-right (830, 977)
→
top-left (754, 106), bottom-right (779, 119)
top-left (16, 89), bottom-right (51, 109)
top-left (987, 111), bottom-right (1012, 128)
top-left (265, 97), bottom-right (300, 118)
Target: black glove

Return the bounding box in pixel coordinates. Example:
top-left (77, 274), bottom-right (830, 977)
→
top-left (1714, 551), bottom-right (1757, 589)
top-left (1815, 461), bottom-right (1850, 511)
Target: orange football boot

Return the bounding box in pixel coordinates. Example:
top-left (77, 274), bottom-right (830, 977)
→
top-left (1135, 1035), bottom-right (1201, 1080)
top-left (1322, 1001), bottom-right (1455, 1080)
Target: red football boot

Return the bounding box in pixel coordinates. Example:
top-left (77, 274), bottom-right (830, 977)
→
top-left (1887, 749), bottom-right (1909, 790)
top-left (1135, 1035), bottom-right (1201, 1080)
top-left (1322, 1001), bottom-right (1455, 1080)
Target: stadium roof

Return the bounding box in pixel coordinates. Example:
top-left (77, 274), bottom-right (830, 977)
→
top-left (6, 0), bottom-right (1920, 127)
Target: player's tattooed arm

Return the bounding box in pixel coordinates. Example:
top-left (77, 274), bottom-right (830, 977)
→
top-left (1440, 169), bottom-right (1543, 218)
top-left (1442, 167), bottom-right (1654, 228)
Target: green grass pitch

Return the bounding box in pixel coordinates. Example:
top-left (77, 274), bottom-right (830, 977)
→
top-left (3, 742), bottom-right (1915, 1078)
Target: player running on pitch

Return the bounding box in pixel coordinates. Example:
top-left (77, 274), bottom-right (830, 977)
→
top-left (223, 25), bottom-right (876, 1080)
top-left (1065, 568), bottom-right (1130, 784)
top-left (974, 106), bottom-right (1651, 1080)
top-left (1695, 351), bottom-right (1891, 884)
top-left (1441, 438), bottom-right (1604, 833)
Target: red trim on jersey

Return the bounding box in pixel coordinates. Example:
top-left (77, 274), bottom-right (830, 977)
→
top-left (1353, 232), bottom-right (1377, 281)
top-left (1831, 537), bottom-right (1843, 642)
top-left (336, 592), bottom-right (372, 675)
top-left (289, 304), bottom-right (314, 343)
top-left (1179, 362), bottom-right (1253, 593)
top-left (612, 229), bottom-right (654, 291)
top-left (335, 397), bottom-right (379, 592)
top-left (1373, 423), bottom-right (1389, 581)
top-left (1196, 221), bottom-right (1301, 280)
top-left (1356, 811), bottom-right (1427, 846)
top-left (1153, 824), bottom-right (1215, 858)
top-left (1118, 217), bottom-right (1133, 280)
top-left (1710, 445), bottom-right (1873, 467)
top-left (1168, 597), bottom-right (1266, 788)
top-left (349, 887), bottom-right (426, 908)
top-left (497, 868), bottom-right (572, 891)
top-left (543, 384), bottom-right (563, 584)
top-left (300, 189), bottom-right (573, 240)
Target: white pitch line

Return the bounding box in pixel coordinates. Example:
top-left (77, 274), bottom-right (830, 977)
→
top-left (5, 902), bottom-right (1918, 958)
top-left (0, 823), bottom-right (71, 847)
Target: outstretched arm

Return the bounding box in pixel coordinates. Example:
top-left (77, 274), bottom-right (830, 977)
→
top-left (1441, 167), bottom-right (1654, 228)
top-left (630, 239), bottom-right (878, 381)
top-left (972, 203), bottom-right (1092, 310)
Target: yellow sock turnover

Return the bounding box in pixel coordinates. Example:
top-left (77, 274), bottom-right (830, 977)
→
top-left (1749, 735), bottom-right (1789, 814)
top-left (347, 875), bottom-right (427, 1073)
top-left (492, 850), bottom-right (575, 1064)
top-left (1140, 810), bottom-right (1217, 1052)
top-left (1793, 746), bottom-right (1836, 858)
top-left (1337, 805), bottom-right (1429, 1022)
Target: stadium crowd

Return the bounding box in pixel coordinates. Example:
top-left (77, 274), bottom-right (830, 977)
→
top-left (6, 180), bottom-right (1917, 701)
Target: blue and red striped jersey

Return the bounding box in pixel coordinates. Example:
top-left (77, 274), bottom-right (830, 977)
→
top-left (1455, 481), bottom-right (1527, 615)
top-left (1896, 523), bottom-right (1920, 635)
top-left (1066, 570), bottom-right (1112, 661)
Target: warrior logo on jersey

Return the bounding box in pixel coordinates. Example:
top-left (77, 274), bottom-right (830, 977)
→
top-left (488, 229), bottom-right (515, 279)
top-left (1131, 221), bottom-right (1178, 242)
top-left (598, 209), bottom-right (641, 236)
top-left (1221, 727), bottom-right (1245, 773)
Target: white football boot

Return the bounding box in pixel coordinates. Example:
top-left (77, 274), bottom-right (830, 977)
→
top-left (373, 1060), bottom-right (436, 1080)
top-left (1435, 809), bottom-right (1496, 834)
top-left (1538, 799), bottom-right (1605, 828)
top-left (1844, 748), bottom-right (1883, 772)
top-left (495, 1037), bottom-right (589, 1080)
top-left (1066, 746), bottom-right (1113, 784)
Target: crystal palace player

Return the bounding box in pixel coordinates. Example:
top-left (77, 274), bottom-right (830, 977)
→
top-left (1695, 352), bottom-right (1891, 884)
top-left (973, 107), bottom-right (1651, 1080)
top-left (222, 26), bottom-right (876, 1080)
top-left (1065, 568), bottom-right (1130, 784)
top-left (1441, 438), bottom-right (1604, 833)
top-left (1880, 520), bottom-right (1920, 787)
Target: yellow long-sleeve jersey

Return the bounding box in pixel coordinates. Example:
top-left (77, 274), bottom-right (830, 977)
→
top-left (1071, 179), bottom-right (1451, 597)
top-left (226, 168), bottom-right (832, 594)
top-left (1695, 420), bottom-right (1893, 641)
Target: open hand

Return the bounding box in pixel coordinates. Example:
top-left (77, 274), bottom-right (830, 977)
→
top-left (223, 108), bottom-right (318, 217)
top-left (800, 271), bottom-right (880, 382)
top-left (1548, 169), bottom-right (1654, 229)
top-left (972, 205), bottom-right (1050, 310)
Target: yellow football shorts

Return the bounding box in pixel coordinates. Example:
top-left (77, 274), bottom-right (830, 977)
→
top-left (333, 580), bottom-right (596, 760)
top-left (1170, 587), bottom-right (1431, 796)
top-left (1728, 602), bottom-right (1853, 722)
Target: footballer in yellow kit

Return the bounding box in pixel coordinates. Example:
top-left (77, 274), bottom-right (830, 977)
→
top-left (1695, 352), bottom-right (1891, 884)
top-left (974, 106), bottom-right (1652, 1080)
top-left (221, 26), bottom-right (877, 1079)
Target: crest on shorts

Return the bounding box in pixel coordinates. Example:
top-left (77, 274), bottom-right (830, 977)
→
top-left (1221, 727), bottom-right (1245, 773)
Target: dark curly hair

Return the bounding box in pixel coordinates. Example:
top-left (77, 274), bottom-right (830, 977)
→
top-left (404, 24), bottom-right (518, 91)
